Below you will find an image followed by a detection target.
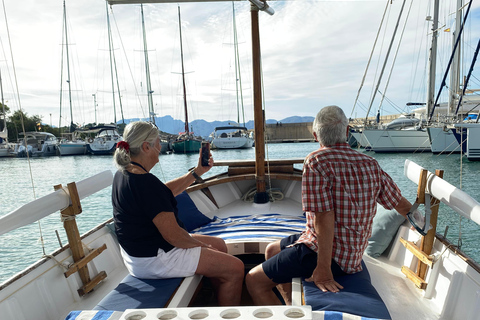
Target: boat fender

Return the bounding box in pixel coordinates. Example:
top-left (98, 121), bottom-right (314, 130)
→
top-left (88, 138), bottom-right (94, 143)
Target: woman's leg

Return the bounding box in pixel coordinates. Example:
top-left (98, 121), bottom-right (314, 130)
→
top-left (192, 234), bottom-right (227, 252)
top-left (195, 246), bottom-right (245, 306)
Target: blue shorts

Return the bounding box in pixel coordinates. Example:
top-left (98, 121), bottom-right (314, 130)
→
top-left (262, 234), bottom-right (346, 284)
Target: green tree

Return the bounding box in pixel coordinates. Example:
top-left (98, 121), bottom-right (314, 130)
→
top-left (7, 110), bottom-right (43, 141)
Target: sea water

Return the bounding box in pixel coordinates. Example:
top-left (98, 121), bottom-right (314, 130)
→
top-left (1, 143), bottom-right (479, 284)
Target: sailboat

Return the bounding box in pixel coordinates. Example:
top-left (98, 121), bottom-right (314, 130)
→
top-left (57, 0), bottom-right (87, 156)
top-left (0, 69), bottom-right (13, 157)
top-left (171, 5), bottom-right (202, 154)
top-left (427, 0), bottom-right (480, 154)
top-left (86, 3), bottom-right (124, 156)
top-left (139, 4), bottom-right (169, 153)
top-left (211, 2), bottom-right (254, 150)
top-left (2, 1), bottom-right (480, 320)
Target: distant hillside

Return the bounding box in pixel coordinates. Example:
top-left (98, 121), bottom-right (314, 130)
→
top-left (121, 115), bottom-right (314, 138)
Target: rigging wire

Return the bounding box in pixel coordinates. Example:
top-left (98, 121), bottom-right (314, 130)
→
top-left (2, 0), bottom-right (45, 255)
top-left (376, 0), bottom-right (414, 114)
top-left (351, 0), bottom-right (390, 119)
top-left (110, 5), bottom-right (147, 119)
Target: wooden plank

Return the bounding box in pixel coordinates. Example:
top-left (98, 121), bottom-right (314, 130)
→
top-left (228, 165), bottom-right (294, 176)
top-left (64, 244), bottom-right (107, 278)
top-left (401, 266), bottom-right (427, 290)
top-left (399, 238), bottom-right (433, 267)
top-left (77, 271), bottom-right (107, 296)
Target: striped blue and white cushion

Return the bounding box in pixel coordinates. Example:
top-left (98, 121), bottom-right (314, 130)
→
top-left (65, 310), bottom-right (122, 320)
top-left (191, 213), bottom-right (306, 242)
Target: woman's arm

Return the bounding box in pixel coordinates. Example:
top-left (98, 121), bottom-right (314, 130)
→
top-left (152, 211), bottom-right (212, 249)
top-left (165, 149), bottom-right (213, 197)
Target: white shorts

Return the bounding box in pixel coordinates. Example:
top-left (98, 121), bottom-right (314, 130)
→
top-left (120, 245), bottom-right (202, 279)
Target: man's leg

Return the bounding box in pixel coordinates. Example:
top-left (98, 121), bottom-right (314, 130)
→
top-left (265, 240), bottom-right (293, 305)
top-left (246, 263), bottom-right (282, 305)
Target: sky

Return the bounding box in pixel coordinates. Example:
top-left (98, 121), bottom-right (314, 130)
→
top-left (1, 0), bottom-right (479, 129)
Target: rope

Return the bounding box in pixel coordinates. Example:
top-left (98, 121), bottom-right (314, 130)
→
top-left (43, 254), bottom-right (69, 271)
top-left (241, 187), bottom-right (284, 203)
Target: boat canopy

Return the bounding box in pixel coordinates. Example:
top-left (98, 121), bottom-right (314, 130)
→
top-left (214, 126), bottom-right (248, 131)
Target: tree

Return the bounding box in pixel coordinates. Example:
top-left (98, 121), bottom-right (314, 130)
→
top-left (7, 110), bottom-right (43, 141)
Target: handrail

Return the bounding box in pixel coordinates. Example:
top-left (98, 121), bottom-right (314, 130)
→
top-left (404, 159), bottom-right (480, 225)
top-left (0, 170), bottom-right (114, 236)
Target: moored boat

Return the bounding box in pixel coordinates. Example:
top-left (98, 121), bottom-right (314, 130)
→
top-left (85, 124), bottom-right (123, 155)
top-left (16, 131), bottom-right (58, 157)
top-left (211, 125), bottom-right (253, 149)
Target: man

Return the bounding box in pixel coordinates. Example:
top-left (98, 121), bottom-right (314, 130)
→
top-left (246, 105), bottom-right (412, 305)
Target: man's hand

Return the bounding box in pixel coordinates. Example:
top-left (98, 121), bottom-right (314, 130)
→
top-left (305, 266), bottom-right (344, 293)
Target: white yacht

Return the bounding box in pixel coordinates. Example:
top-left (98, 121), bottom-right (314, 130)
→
top-left (16, 132), bottom-right (58, 157)
top-left (212, 126), bottom-right (254, 149)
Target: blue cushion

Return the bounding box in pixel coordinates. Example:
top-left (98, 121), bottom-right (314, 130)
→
top-left (176, 191), bottom-right (213, 232)
top-left (94, 274), bottom-right (183, 311)
top-left (366, 206), bottom-right (405, 258)
top-left (303, 261), bottom-right (391, 319)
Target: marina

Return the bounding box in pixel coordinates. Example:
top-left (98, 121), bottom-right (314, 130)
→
top-left (1, 0), bottom-right (480, 319)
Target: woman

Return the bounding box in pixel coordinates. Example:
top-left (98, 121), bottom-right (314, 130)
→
top-left (112, 121), bottom-right (244, 306)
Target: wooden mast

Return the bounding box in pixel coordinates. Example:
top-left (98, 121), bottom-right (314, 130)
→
top-left (250, 3), bottom-right (267, 203)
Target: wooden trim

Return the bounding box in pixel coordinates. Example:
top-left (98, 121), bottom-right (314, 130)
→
top-left (186, 173), bottom-right (302, 193)
top-left (399, 238), bottom-right (434, 267)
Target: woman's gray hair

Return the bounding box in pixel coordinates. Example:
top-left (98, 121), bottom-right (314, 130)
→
top-left (312, 105), bottom-right (349, 146)
top-left (113, 121), bottom-right (159, 172)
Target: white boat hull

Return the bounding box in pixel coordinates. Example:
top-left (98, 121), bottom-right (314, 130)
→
top-left (212, 136), bottom-right (254, 149)
top-left (58, 142), bottom-right (87, 156)
top-left (362, 128), bottom-right (431, 152)
top-left (2, 160), bottom-right (480, 320)
top-left (428, 126), bottom-right (460, 153)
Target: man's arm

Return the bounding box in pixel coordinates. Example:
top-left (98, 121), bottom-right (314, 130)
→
top-left (305, 210), bottom-right (344, 293)
top-left (394, 196), bottom-right (413, 218)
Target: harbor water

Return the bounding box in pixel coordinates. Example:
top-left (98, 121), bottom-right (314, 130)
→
top-left (1, 142), bottom-right (480, 284)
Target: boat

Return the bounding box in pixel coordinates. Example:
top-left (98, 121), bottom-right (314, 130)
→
top-left (211, 3), bottom-right (254, 150)
top-left (85, 124), bottom-right (123, 155)
top-left (0, 69), bottom-right (13, 158)
top-left (16, 131), bottom-right (58, 157)
top-left (2, 1), bottom-right (480, 320)
top-left (212, 125), bottom-right (254, 149)
top-left (170, 5), bottom-right (202, 154)
top-left (453, 121), bottom-right (480, 161)
top-left (138, 4), bottom-right (170, 153)
top-left (56, 0), bottom-right (87, 157)
top-left (427, 1), bottom-right (480, 155)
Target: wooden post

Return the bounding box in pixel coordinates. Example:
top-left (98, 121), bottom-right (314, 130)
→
top-left (55, 182), bottom-right (107, 296)
top-left (55, 183), bottom-right (91, 288)
top-left (251, 3), bottom-right (267, 203)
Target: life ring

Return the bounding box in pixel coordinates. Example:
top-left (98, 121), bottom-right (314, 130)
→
top-left (88, 138), bottom-right (94, 143)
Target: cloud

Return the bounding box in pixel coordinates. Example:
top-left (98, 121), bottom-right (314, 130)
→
top-left (1, 0), bottom-right (479, 128)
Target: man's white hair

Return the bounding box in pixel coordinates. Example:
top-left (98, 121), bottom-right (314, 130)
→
top-left (312, 105), bottom-right (349, 146)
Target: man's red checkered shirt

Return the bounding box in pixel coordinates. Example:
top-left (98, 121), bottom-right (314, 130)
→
top-left (297, 143), bottom-right (402, 274)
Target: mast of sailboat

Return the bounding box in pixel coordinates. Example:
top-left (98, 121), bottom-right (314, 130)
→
top-left (141, 4), bottom-right (155, 124)
top-left (426, 0), bottom-right (439, 121)
top-left (232, 2), bottom-right (245, 127)
top-left (0, 69), bottom-right (6, 139)
top-left (448, 0), bottom-right (463, 115)
top-left (62, 0), bottom-right (74, 133)
top-left (177, 5), bottom-right (190, 135)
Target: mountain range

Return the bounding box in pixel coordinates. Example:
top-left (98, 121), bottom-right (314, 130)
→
top-left (121, 115), bottom-right (314, 138)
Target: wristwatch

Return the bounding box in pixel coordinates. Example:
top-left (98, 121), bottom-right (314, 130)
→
top-left (190, 169), bottom-right (201, 181)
